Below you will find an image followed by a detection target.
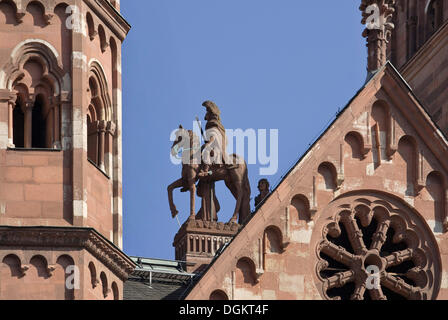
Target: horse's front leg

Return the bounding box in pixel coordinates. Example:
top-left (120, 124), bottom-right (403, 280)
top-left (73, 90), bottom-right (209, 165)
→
top-left (167, 178), bottom-right (184, 218)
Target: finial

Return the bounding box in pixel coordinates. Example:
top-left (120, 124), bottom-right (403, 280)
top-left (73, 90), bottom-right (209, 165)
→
top-left (360, 0), bottom-right (396, 75)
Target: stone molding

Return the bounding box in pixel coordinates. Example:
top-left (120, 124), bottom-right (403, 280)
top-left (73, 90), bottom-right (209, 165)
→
top-left (0, 226), bottom-right (136, 281)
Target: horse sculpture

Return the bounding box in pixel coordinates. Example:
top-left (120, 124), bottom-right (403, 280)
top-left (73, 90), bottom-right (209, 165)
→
top-left (167, 125), bottom-right (251, 224)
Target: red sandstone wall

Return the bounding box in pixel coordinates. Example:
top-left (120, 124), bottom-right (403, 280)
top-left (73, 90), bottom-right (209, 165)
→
top-left (0, 248), bottom-right (122, 300)
top-left (86, 162), bottom-right (113, 241)
top-left (0, 0), bottom-right (129, 300)
top-left (0, 149), bottom-right (71, 226)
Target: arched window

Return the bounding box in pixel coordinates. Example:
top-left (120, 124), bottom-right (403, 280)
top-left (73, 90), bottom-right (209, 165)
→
top-left (87, 62), bottom-right (115, 174)
top-left (3, 41), bottom-right (65, 150)
top-left (426, 0), bottom-right (444, 39)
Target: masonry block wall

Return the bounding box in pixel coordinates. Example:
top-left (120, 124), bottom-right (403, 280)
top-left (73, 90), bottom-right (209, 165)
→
top-left (0, 0), bottom-right (133, 300)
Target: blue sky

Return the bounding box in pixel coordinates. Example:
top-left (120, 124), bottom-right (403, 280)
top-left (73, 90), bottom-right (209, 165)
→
top-left (121, 1), bottom-right (366, 260)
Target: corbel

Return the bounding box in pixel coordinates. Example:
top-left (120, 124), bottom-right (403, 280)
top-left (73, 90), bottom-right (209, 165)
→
top-left (44, 12), bottom-right (54, 25)
top-left (106, 121), bottom-right (116, 136)
top-left (16, 11), bottom-right (25, 24)
top-left (20, 264), bottom-right (30, 277)
top-left (47, 264), bottom-right (57, 277)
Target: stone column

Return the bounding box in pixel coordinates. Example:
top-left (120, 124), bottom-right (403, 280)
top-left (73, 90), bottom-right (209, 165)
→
top-left (24, 99), bottom-right (33, 149)
top-left (97, 120), bottom-right (107, 171)
top-left (7, 98), bottom-right (15, 147)
top-left (0, 89), bottom-right (16, 149)
top-left (105, 121), bottom-right (116, 176)
top-left (52, 96), bottom-right (61, 149)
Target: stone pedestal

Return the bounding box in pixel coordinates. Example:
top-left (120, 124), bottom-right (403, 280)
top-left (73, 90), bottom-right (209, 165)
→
top-left (173, 218), bottom-right (240, 273)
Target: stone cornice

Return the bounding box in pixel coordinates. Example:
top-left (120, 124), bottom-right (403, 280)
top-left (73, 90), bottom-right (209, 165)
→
top-left (0, 226), bottom-right (136, 281)
top-left (84, 0), bottom-right (131, 42)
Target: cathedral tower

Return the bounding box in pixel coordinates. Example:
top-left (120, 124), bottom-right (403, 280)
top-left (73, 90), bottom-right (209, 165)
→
top-left (389, 0), bottom-right (447, 134)
top-left (0, 0), bottom-right (134, 299)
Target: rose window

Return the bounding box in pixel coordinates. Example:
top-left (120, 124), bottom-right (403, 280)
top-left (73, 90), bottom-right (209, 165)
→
top-left (316, 200), bottom-right (441, 300)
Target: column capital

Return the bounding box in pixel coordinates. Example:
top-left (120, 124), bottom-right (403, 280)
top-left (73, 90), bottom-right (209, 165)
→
top-left (97, 120), bottom-right (108, 132)
top-left (60, 91), bottom-right (71, 103)
top-left (0, 89), bottom-right (17, 103)
top-left (24, 100), bottom-right (34, 110)
top-left (106, 121), bottom-right (116, 136)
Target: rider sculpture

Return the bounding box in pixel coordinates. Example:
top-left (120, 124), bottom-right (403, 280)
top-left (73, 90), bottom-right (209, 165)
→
top-left (167, 101), bottom-right (251, 225)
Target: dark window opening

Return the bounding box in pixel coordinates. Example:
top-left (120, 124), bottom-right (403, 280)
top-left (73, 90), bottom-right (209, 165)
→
top-left (13, 103), bottom-right (25, 148)
top-left (32, 96), bottom-right (47, 148)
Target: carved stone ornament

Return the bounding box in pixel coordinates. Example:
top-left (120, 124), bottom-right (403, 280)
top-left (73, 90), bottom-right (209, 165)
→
top-left (0, 227), bottom-right (136, 281)
top-left (360, 0), bottom-right (396, 72)
top-left (315, 193), bottom-right (441, 300)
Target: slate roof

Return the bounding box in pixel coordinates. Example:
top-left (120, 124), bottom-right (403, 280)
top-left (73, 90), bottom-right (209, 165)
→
top-left (123, 257), bottom-right (197, 300)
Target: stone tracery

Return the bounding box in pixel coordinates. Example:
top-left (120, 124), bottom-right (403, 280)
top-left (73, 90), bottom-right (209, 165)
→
top-left (316, 195), bottom-right (441, 300)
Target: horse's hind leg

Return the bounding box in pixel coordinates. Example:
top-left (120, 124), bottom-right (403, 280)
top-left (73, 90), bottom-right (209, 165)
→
top-left (189, 181), bottom-right (196, 218)
top-left (167, 178), bottom-right (183, 218)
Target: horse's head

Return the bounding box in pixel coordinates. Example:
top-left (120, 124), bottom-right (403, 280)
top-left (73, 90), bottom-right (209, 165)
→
top-left (171, 125), bottom-right (200, 158)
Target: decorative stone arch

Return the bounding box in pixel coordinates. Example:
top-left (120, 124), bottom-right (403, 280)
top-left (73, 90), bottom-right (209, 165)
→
top-left (263, 225), bottom-right (283, 254)
top-left (57, 254), bottom-right (75, 300)
top-left (86, 11), bottom-right (96, 40)
top-left (397, 135), bottom-right (420, 196)
top-left (209, 289), bottom-right (229, 300)
top-left (97, 24), bottom-right (109, 52)
top-left (25, 0), bottom-right (47, 26)
top-left (111, 281), bottom-right (119, 300)
top-left (29, 254), bottom-right (54, 278)
top-left (425, 171), bottom-right (447, 233)
top-left (100, 271), bottom-right (109, 298)
top-left (1, 39), bottom-right (65, 149)
top-left (290, 194), bottom-right (312, 222)
top-left (313, 190), bottom-right (442, 300)
top-left (0, 0), bottom-right (19, 25)
top-left (317, 162), bottom-right (338, 191)
top-left (2, 254), bottom-right (28, 278)
top-left (13, 0), bottom-right (57, 23)
top-left (344, 131), bottom-right (367, 160)
top-left (235, 257), bottom-right (258, 286)
top-left (88, 59), bottom-right (111, 121)
top-left (88, 261), bottom-right (99, 289)
top-left (87, 59), bottom-right (115, 173)
top-left (1, 39), bottom-right (64, 90)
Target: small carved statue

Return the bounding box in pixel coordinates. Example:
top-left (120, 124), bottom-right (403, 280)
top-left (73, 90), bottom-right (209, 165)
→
top-left (254, 179), bottom-right (270, 208)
